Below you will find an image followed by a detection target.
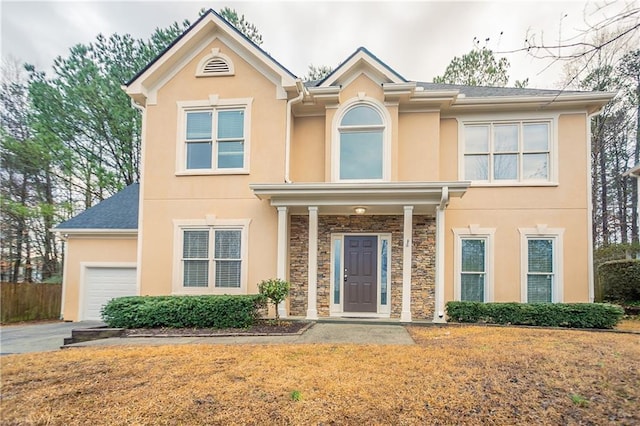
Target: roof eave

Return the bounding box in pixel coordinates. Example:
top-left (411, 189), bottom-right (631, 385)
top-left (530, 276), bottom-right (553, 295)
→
top-left (51, 228), bottom-right (138, 236)
top-left (449, 92), bottom-right (616, 113)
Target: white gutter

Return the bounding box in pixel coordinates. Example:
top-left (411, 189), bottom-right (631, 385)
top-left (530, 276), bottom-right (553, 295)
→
top-left (284, 80), bottom-right (305, 183)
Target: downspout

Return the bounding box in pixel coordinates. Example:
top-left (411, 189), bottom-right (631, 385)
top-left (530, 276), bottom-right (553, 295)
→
top-left (130, 98), bottom-right (146, 298)
top-left (284, 80), bottom-right (305, 183)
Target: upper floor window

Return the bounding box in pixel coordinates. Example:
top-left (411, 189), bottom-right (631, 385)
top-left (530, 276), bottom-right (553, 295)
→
top-left (463, 121), bottom-right (551, 183)
top-left (336, 103), bottom-right (388, 181)
top-left (177, 97), bottom-right (252, 175)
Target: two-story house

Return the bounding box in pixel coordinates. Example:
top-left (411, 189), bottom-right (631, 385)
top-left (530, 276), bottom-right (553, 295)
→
top-left (55, 10), bottom-right (613, 322)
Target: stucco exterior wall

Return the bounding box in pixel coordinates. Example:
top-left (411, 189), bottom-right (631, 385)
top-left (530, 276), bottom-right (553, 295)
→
top-left (62, 235), bottom-right (137, 321)
top-left (290, 116), bottom-right (324, 182)
top-left (442, 113), bottom-right (591, 303)
top-left (138, 38), bottom-right (287, 296)
top-left (398, 111), bottom-right (440, 181)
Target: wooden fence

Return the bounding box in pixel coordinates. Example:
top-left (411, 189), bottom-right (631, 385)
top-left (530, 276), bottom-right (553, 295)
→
top-left (1, 282), bottom-right (62, 323)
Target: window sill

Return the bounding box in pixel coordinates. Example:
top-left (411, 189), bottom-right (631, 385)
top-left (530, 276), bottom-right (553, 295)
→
top-left (176, 170), bottom-right (250, 176)
top-left (468, 181), bottom-right (559, 188)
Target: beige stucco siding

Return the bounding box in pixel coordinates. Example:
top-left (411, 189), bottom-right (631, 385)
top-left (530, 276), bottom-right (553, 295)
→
top-left (290, 116), bottom-right (325, 182)
top-left (444, 210), bottom-right (590, 303)
top-left (62, 236), bottom-right (137, 321)
top-left (138, 38), bottom-right (286, 296)
top-left (138, 199), bottom-right (277, 296)
top-left (398, 112), bottom-right (440, 181)
top-left (443, 113), bottom-right (591, 303)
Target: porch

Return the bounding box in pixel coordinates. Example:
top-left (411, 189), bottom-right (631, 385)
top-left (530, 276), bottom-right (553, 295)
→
top-left (251, 182), bottom-right (470, 322)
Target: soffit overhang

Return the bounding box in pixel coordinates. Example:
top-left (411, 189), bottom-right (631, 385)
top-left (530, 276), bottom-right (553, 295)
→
top-left (295, 86), bottom-right (615, 117)
top-left (443, 92), bottom-right (616, 115)
top-left (250, 181), bottom-right (470, 215)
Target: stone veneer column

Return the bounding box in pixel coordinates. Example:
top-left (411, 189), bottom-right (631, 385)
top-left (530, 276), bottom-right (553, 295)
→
top-left (306, 206), bottom-right (319, 320)
top-left (401, 206), bottom-right (413, 322)
top-left (433, 206), bottom-right (446, 323)
top-left (276, 206), bottom-right (288, 318)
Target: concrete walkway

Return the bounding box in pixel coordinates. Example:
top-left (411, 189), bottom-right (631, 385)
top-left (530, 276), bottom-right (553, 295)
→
top-left (64, 323), bottom-right (415, 349)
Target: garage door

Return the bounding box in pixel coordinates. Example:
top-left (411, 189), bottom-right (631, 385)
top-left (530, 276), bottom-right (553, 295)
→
top-left (83, 267), bottom-right (137, 321)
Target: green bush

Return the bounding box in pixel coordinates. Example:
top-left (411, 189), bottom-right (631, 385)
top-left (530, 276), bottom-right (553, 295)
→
top-left (446, 301), bottom-right (624, 329)
top-left (598, 259), bottom-right (640, 303)
top-left (101, 295), bottom-right (266, 329)
top-left (258, 278), bottom-right (290, 320)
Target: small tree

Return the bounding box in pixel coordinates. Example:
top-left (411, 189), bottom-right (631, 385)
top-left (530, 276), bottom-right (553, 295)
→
top-left (258, 278), bottom-right (290, 321)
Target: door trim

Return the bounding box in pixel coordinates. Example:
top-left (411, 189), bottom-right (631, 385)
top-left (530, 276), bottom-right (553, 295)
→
top-left (329, 233), bottom-right (391, 317)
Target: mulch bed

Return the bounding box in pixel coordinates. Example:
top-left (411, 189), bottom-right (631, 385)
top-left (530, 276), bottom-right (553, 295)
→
top-left (122, 320), bottom-right (311, 337)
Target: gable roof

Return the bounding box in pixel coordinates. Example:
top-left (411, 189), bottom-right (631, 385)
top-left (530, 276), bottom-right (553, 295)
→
top-left (54, 184), bottom-right (139, 232)
top-left (124, 9), bottom-right (298, 105)
top-left (316, 46), bottom-right (407, 88)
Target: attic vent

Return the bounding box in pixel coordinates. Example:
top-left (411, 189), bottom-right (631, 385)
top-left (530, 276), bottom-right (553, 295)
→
top-left (203, 58), bottom-right (230, 74)
top-left (196, 48), bottom-right (234, 77)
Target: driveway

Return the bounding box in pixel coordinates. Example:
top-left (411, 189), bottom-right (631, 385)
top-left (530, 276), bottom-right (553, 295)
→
top-left (1, 321), bottom-right (103, 355)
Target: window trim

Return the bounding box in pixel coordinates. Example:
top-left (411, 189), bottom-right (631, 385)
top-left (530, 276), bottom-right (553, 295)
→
top-left (172, 218), bottom-right (250, 295)
top-left (453, 226), bottom-right (495, 302)
top-left (457, 113), bottom-right (559, 186)
top-left (331, 97), bottom-right (391, 183)
top-left (519, 225), bottom-right (564, 303)
top-left (176, 97), bottom-right (253, 175)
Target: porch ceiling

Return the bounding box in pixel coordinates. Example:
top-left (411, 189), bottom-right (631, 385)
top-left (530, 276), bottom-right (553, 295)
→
top-left (250, 181), bottom-right (470, 215)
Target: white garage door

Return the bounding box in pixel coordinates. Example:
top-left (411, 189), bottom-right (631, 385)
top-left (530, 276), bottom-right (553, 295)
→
top-left (83, 267), bottom-right (137, 321)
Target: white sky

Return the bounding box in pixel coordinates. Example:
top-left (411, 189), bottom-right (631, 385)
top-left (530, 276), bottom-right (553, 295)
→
top-left (0, 0), bottom-right (628, 88)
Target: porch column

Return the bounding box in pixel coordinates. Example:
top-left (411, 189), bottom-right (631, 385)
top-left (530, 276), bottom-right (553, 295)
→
top-left (400, 205), bottom-right (413, 322)
top-left (433, 206), bottom-right (446, 323)
top-left (276, 206), bottom-right (288, 318)
top-left (306, 206), bottom-right (319, 320)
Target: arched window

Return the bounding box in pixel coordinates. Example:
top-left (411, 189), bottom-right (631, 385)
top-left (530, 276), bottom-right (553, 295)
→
top-left (337, 104), bottom-right (386, 180)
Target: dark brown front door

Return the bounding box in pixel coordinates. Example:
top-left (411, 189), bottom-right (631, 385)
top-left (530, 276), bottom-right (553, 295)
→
top-left (344, 236), bottom-right (377, 312)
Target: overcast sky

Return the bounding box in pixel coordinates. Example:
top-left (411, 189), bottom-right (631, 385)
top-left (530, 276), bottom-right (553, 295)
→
top-left (0, 1), bottom-right (625, 88)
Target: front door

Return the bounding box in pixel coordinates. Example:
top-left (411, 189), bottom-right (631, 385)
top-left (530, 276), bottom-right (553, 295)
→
top-left (344, 236), bottom-right (377, 312)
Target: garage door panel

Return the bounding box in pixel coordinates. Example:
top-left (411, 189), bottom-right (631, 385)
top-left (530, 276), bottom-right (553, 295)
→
top-left (83, 267), bottom-right (137, 321)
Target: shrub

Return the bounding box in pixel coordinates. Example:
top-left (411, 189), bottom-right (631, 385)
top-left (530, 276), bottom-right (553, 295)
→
top-left (258, 278), bottom-right (290, 320)
top-left (101, 295), bottom-right (266, 329)
top-left (597, 259), bottom-right (640, 303)
top-left (446, 301), bottom-right (624, 329)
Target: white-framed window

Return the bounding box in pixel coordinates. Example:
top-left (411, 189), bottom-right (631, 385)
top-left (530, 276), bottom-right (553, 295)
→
top-left (453, 226), bottom-right (495, 302)
top-left (519, 226), bottom-right (564, 303)
top-left (460, 118), bottom-right (555, 184)
top-left (332, 98), bottom-right (391, 182)
top-left (173, 218), bottom-right (250, 294)
top-left (176, 98), bottom-right (252, 175)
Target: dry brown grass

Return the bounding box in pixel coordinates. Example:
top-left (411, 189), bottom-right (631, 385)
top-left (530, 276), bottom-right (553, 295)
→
top-left (1, 326), bottom-right (638, 425)
top-left (616, 318), bottom-right (640, 332)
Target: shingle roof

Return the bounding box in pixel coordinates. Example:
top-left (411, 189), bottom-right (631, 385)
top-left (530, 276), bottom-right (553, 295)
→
top-left (54, 184), bottom-right (139, 230)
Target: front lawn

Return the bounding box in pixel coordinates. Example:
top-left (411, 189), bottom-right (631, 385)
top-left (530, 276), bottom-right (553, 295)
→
top-left (1, 327), bottom-right (638, 425)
